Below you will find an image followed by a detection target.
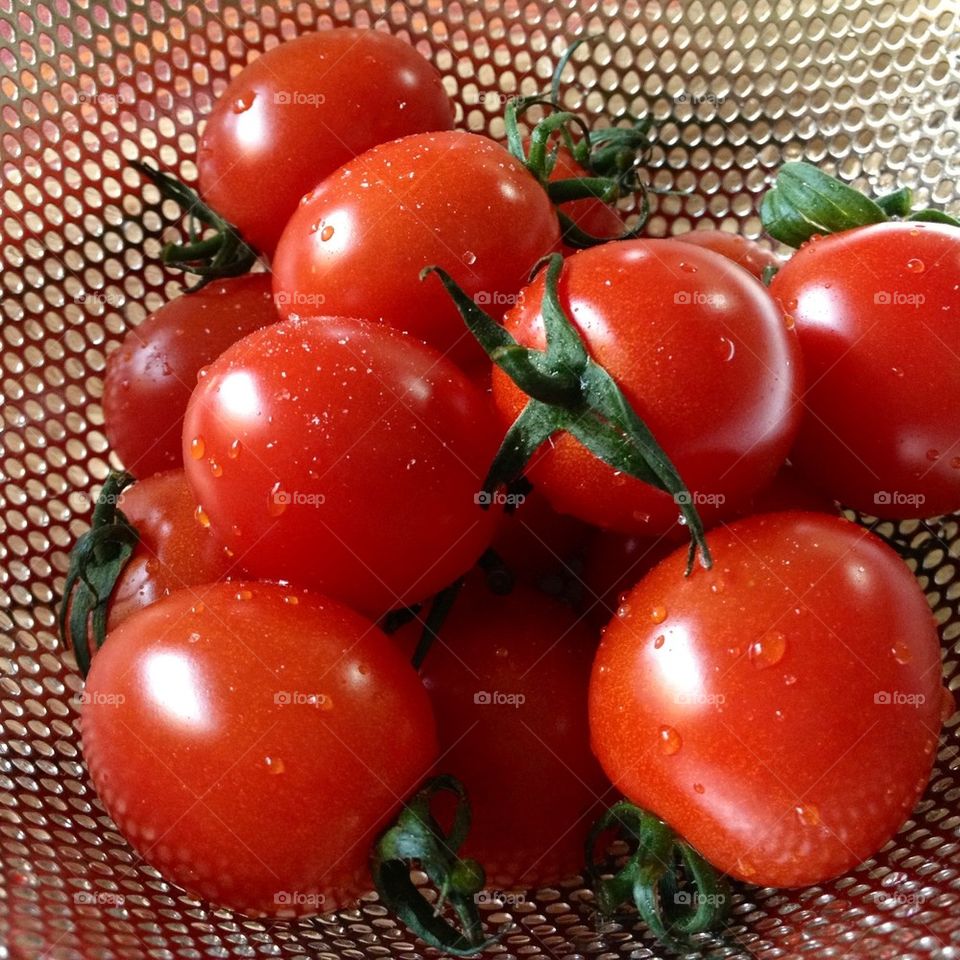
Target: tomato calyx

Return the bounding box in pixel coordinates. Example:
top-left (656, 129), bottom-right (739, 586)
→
top-left (371, 775), bottom-right (499, 956)
top-left (587, 801), bottom-right (730, 946)
top-left (133, 160), bottom-right (258, 290)
top-left (58, 471), bottom-right (139, 676)
top-left (761, 161), bottom-right (960, 247)
top-left (423, 254), bottom-right (713, 573)
top-left (409, 578), bottom-right (465, 671)
top-left (504, 96), bottom-right (652, 249)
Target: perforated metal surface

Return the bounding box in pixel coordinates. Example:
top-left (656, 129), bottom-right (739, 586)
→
top-left (1, 1), bottom-right (960, 958)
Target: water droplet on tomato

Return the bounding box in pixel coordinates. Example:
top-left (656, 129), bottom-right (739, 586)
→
top-left (145, 557), bottom-right (159, 574)
top-left (190, 601), bottom-right (205, 615)
top-left (320, 224), bottom-right (335, 241)
top-left (693, 783), bottom-right (705, 794)
top-left (951, 456), bottom-right (960, 470)
top-left (463, 251), bottom-right (477, 265)
top-left (718, 336), bottom-right (735, 361)
top-left (235, 589), bottom-right (253, 601)
top-left (357, 662), bottom-right (370, 676)
top-left (269, 483), bottom-right (288, 516)
top-left (616, 603), bottom-right (631, 619)
top-left (926, 448), bottom-right (940, 462)
top-left (190, 435), bottom-right (205, 459)
top-left (264, 756), bottom-right (285, 775)
top-left (749, 630), bottom-right (786, 668)
top-left (784, 673), bottom-right (797, 686)
top-left (940, 686), bottom-right (955, 723)
top-left (891, 366), bottom-right (904, 378)
top-left (892, 640), bottom-right (913, 664)
top-left (232, 90), bottom-right (256, 113)
top-left (228, 439), bottom-right (241, 459)
top-left (654, 634), bottom-right (665, 649)
top-left (194, 505), bottom-right (210, 528)
top-left (209, 459), bottom-right (222, 478)
top-left (785, 297), bottom-right (798, 311)
top-left (317, 694), bottom-right (334, 711)
top-left (906, 258), bottom-right (925, 273)
top-left (658, 725), bottom-right (682, 755)
top-left (795, 803), bottom-right (821, 826)
top-left (783, 314), bottom-right (796, 330)
top-left (678, 261), bottom-right (697, 273)
top-left (650, 605), bottom-right (668, 624)
top-left (223, 545), bottom-right (235, 558)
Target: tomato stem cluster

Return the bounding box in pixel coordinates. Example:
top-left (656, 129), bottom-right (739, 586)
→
top-left (371, 776), bottom-right (498, 956)
top-left (133, 160), bottom-right (258, 290)
top-left (587, 801), bottom-right (730, 944)
top-left (424, 254), bottom-right (713, 573)
top-left (59, 471), bottom-right (139, 676)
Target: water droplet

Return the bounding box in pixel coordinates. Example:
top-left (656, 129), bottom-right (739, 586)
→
top-left (906, 258), bottom-right (925, 273)
top-left (795, 803), bottom-right (821, 826)
top-left (650, 605), bottom-right (668, 625)
top-left (783, 314), bottom-right (796, 330)
top-left (268, 482), bottom-right (288, 516)
top-left (654, 634), bottom-right (666, 649)
top-left (187, 631), bottom-right (201, 643)
top-left (616, 603), bottom-right (631, 619)
top-left (223, 545), bottom-right (235, 559)
top-left (264, 756), bottom-right (285, 775)
top-left (232, 91), bottom-right (256, 113)
top-left (749, 630), bottom-right (786, 669)
top-left (228, 439), bottom-right (241, 459)
top-left (284, 594), bottom-right (299, 605)
top-left (190, 601), bottom-right (205, 615)
top-left (785, 297), bottom-right (798, 311)
top-left (710, 579), bottom-right (725, 594)
top-left (891, 366), bottom-right (904, 378)
top-left (784, 674), bottom-right (797, 686)
top-left (190, 435), bottom-right (205, 459)
top-left (145, 557), bottom-right (159, 574)
top-left (316, 694), bottom-right (334, 712)
top-left (495, 647), bottom-right (509, 659)
top-left (926, 448), bottom-right (940, 462)
top-left (194, 505), bottom-right (210, 528)
top-left (892, 640), bottom-right (913, 665)
top-left (462, 250), bottom-right (477, 265)
top-left (209, 459), bottom-right (223, 478)
top-left (357, 662), bottom-right (370, 676)
top-left (658, 725), bottom-right (682, 755)
top-left (678, 261), bottom-right (697, 273)
top-left (940, 686), bottom-right (955, 723)
top-left (718, 336), bottom-right (735, 361)
top-left (235, 589), bottom-right (253, 601)
top-left (320, 224), bottom-right (335, 242)
top-left (951, 457), bottom-right (960, 470)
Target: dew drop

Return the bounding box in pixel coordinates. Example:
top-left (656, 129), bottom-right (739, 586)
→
top-left (926, 448), bottom-right (940, 463)
top-left (320, 224), bottom-right (335, 242)
top-left (749, 630), bottom-right (786, 668)
top-left (678, 260), bottom-right (697, 273)
top-left (783, 314), bottom-right (796, 331)
top-left (784, 674), bottom-right (797, 686)
top-left (654, 634), bottom-right (666, 649)
top-left (228, 439), bottom-right (241, 459)
top-left (209, 459), bottom-right (223, 478)
top-left (650, 605), bottom-right (668, 625)
top-left (190, 435), bottom-right (205, 460)
top-left (191, 601), bottom-right (205, 615)
top-left (718, 336), bottom-right (735, 361)
top-left (187, 631), bottom-right (201, 643)
top-left (235, 589), bottom-right (253, 601)
top-left (284, 594), bottom-right (299, 605)
top-left (462, 250), bottom-right (477, 265)
top-left (785, 297), bottom-right (798, 311)
top-left (795, 803), bottom-right (821, 826)
top-left (693, 782), bottom-right (705, 794)
top-left (891, 366), bottom-right (904, 378)
top-left (906, 258), bottom-right (925, 273)
top-left (232, 90), bottom-right (256, 113)
top-left (892, 640), bottom-right (913, 664)
top-left (268, 483), bottom-right (288, 516)
top-left (223, 545), bottom-right (235, 559)
top-left (951, 457), bottom-right (960, 470)
top-left (145, 557), bottom-right (159, 574)
top-left (357, 662), bottom-right (371, 676)
top-left (264, 756), bottom-right (285, 775)
top-left (658, 725), bottom-right (682, 755)
top-left (940, 686), bottom-right (955, 723)
top-left (194, 505), bottom-right (211, 528)
top-left (616, 603), bottom-right (631, 619)
top-left (317, 694), bottom-right (334, 712)
top-left (495, 647), bottom-right (509, 659)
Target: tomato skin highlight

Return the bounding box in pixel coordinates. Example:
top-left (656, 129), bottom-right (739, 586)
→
top-left (271, 131), bottom-right (561, 370)
top-left (107, 470), bottom-right (236, 630)
top-left (103, 275), bottom-right (278, 478)
top-left (182, 317), bottom-right (499, 619)
top-left (494, 240), bottom-right (803, 535)
top-left (197, 29), bottom-right (454, 256)
top-left (82, 581), bottom-right (437, 917)
top-left (770, 221), bottom-right (960, 518)
top-left (589, 511), bottom-right (944, 888)
top-left (671, 229), bottom-right (781, 281)
top-left (398, 580), bottom-right (611, 887)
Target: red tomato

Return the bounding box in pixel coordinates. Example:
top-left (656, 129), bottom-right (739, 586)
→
top-left (108, 470), bottom-right (237, 629)
top-left (590, 512), bottom-right (947, 888)
top-left (271, 131), bottom-right (560, 370)
top-left (82, 582), bottom-right (437, 916)
top-left (770, 221), bottom-right (960, 518)
top-left (399, 579), bottom-right (610, 887)
top-left (103, 274), bottom-right (278, 477)
top-left (198, 29), bottom-right (454, 255)
top-left (671, 229), bottom-right (781, 280)
top-left (182, 317), bottom-right (499, 619)
top-left (494, 240), bottom-right (803, 535)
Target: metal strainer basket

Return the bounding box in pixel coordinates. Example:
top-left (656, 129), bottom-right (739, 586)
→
top-left (2, 0), bottom-right (960, 957)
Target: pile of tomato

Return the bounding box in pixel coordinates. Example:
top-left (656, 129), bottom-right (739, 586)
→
top-left (64, 26), bottom-right (959, 952)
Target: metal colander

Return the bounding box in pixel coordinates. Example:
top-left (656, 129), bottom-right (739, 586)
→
top-left (2, 0), bottom-right (960, 957)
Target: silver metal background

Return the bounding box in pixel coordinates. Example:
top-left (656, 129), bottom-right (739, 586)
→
top-left (2, 0), bottom-right (960, 958)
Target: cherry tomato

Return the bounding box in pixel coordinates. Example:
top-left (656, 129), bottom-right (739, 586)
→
top-left (590, 511), bottom-right (947, 888)
top-left (198, 29), bottom-right (454, 255)
top-left (770, 221), bottom-right (960, 518)
top-left (103, 274), bottom-right (278, 477)
top-left (82, 581), bottom-right (436, 916)
top-left (672, 229), bottom-right (781, 280)
top-left (494, 240), bottom-right (803, 535)
top-left (108, 469), bottom-right (237, 629)
top-left (271, 131), bottom-right (560, 370)
top-left (399, 579), bottom-right (611, 887)
top-left (183, 317), bottom-right (499, 619)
